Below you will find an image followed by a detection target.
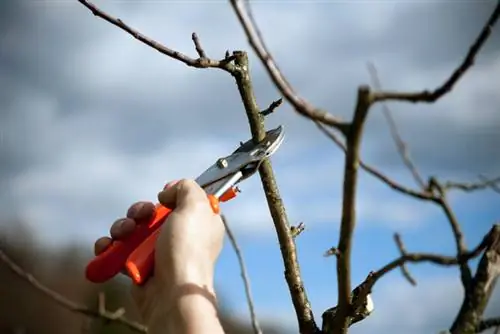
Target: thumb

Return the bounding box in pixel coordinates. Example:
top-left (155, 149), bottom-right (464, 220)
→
top-left (157, 179), bottom-right (207, 209)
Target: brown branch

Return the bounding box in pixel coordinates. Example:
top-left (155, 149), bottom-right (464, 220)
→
top-left (221, 215), bottom-right (262, 334)
top-left (367, 62), bottom-right (426, 189)
top-left (443, 175), bottom-right (500, 193)
top-left (321, 225), bottom-right (493, 333)
top-left (450, 224), bottom-right (500, 334)
top-left (229, 0), bottom-right (349, 132)
top-left (231, 51), bottom-right (319, 334)
top-left (0, 249), bottom-right (147, 332)
top-left (435, 185), bottom-right (474, 288)
top-left (77, 0), bottom-right (235, 72)
top-left (328, 86), bottom-right (372, 334)
top-left (315, 121), bottom-right (435, 202)
top-left (260, 98), bottom-right (283, 116)
top-left (372, 2), bottom-right (500, 103)
top-left (477, 317), bottom-right (500, 333)
top-left (368, 225), bottom-right (495, 292)
top-left (393, 233), bottom-right (417, 286)
top-left (367, 56), bottom-right (478, 289)
top-left (479, 174), bottom-right (500, 194)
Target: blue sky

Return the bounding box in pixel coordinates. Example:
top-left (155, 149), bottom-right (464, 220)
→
top-left (0, 1), bottom-right (499, 333)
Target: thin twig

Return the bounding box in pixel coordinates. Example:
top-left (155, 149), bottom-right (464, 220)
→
top-left (443, 175), bottom-right (500, 192)
top-left (315, 121), bottom-right (434, 201)
top-left (260, 98), bottom-right (283, 116)
top-left (229, 0), bottom-right (348, 132)
top-left (372, 2), bottom-right (500, 103)
top-left (367, 62), bottom-right (426, 189)
top-left (479, 174), bottom-right (500, 194)
top-left (369, 225), bottom-right (495, 289)
top-left (477, 317), bottom-right (500, 333)
top-left (393, 233), bottom-right (417, 286)
top-left (78, 0), bottom-right (234, 72)
top-left (0, 249), bottom-right (147, 333)
top-left (221, 215), bottom-right (262, 334)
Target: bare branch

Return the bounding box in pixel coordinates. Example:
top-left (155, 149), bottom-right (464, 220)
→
top-left (77, 0), bottom-right (235, 72)
top-left (322, 223), bottom-right (493, 334)
top-left (443, 175), bottom-right (500, 193)
top-left (221, 215), bottom-right (262, 334)
top-left (435, 188), bottom-right (473, 288)
top-left (290, 222), bottom-right (306, 239)
top-left (0, 249), bottom-right (146, 333)
top-left (477, 317), bottom-right (500, 333)
top-left (229, 0), bottom-right (349, 132)
top-left (231, 51), bottom-right (319, 334)
top-left (450, 224), bottom-right (500, 334)
top-left (330, 86), bottom-right (372, 334)
top-left (315, 121), bottom-right (435, 202)
top-left (367, 62), bottom-right (426, 189)
top-left (369, 225), bottom-right (495, 290)
top-left (260, 98), bottom-right (283, 117)
top-left (368, 57), bottom-right (478, 289)
top-left (479, 174), bottom-right (500, 194)
top-left (372, 3), bottom-right (500, 103)
top-left (393, 233), bottom-right (417, 286)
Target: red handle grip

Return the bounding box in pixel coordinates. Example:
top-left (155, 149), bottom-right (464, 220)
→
top-left (125, 194), bottom-right (220, 285)
top-left (85, 194), bottom-right (222, 284)
top-left (85, 204), bottom-right (173, 283)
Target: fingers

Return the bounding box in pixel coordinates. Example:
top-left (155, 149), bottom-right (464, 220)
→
top-left (126, 201), bottom-right (155, 223)
top-left (108, 201), bottom-right (155, 239)
top-left (110, 217), bottom-right (136, 239)
top-left (94, 236), bottom-right (112, 255)
top-left (157, 179), bottom-right (207, 209)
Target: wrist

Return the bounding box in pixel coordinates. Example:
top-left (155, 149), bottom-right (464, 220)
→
top-left (147, 274), bottom-right (219, 334)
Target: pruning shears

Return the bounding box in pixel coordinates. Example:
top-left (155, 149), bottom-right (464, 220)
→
top-left (85, 126), bottom-right (285, 285)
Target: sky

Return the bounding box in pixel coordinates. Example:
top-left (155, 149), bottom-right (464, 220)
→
top-left (0, 0), bottom-right (499, 333)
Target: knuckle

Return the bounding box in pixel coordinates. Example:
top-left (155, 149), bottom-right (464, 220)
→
top-left (177, 178), bottom-right (199, 190)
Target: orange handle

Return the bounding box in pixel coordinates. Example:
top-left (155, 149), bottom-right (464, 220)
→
top-left (125, 194), bottom-right (220, 285)
top-left (85, 204), bottom-right (173, 283)
top-left (85, 194), bottom-right (221, 284)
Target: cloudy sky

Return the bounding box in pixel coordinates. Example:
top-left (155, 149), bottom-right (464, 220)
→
top-left (1, 0), bottom-right (499, 333)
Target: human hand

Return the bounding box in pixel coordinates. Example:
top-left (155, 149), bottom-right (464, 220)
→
top-left (93, 179), bottom-right (225, 332)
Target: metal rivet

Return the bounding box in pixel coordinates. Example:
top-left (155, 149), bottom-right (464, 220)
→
top-left (216, 158), bottom-right (228, 168)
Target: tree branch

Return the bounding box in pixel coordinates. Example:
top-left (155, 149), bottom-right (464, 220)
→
top-left (477, 317), bottom-right (500, 333)
top-left (450, 224), bottom-right (500, 334)
top-left (0, 249), bottom-right (147, 333)
top-left (365, 224), bottom-right (495, 293)
top-left (77, 0), bottom-right (235, 72)
top-left (315, 121), bottom-right (435, 202)
top-left (443, 176), bottom-right (500, 193)
top-left (371, 2), bottom-right (500, 103)
top-left (321, 226), bottom-right (493, 333)
top-left (366, 58), bottom-right (476, 289)
top-left (221, 215), bottom-right (262, 334)
top-left (230, 51), bottom-right (319, 334)
top-left (228, 0), bottom-right (349, 132)
top-left (367, 62), bottom-right (426, 189)
top-left (328, 86), bottom-right (372, 334)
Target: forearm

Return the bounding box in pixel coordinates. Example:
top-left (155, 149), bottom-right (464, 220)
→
top-left (147, 264), bottom-right (225, 334)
